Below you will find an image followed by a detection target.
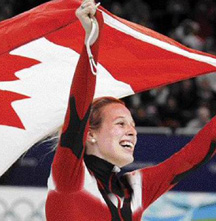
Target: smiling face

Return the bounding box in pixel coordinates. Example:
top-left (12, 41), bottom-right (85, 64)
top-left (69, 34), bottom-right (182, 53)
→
top-left (86, 102), bottom-right (137, 167)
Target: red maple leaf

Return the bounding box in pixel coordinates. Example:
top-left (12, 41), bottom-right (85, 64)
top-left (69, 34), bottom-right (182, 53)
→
top-left (0, 53), bottom-right (40, 129)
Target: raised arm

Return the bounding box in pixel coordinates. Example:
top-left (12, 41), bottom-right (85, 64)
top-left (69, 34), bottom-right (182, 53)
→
top-left (50, 1), bottom-right (102, 193)
top-left (140, 116), bottom-right (216, 210)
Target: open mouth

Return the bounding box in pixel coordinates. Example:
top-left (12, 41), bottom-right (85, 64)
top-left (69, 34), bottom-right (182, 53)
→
top-left (120, 141), bottom-right (134, 150)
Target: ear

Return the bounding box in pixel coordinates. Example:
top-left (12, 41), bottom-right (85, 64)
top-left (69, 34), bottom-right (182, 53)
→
top-left (86, 130), bottom-right (96, 144)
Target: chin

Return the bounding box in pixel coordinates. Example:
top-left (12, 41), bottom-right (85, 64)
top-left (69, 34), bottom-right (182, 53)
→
top-left (118, 155), bottom-right (134, 168)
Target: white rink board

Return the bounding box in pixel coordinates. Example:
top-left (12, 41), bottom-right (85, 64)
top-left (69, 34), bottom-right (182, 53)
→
top-left (0, 186), bottom-right (215, 221)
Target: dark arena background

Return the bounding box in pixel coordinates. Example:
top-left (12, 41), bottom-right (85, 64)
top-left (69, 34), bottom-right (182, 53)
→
top-left (0, 0), bottom-right (216, 220)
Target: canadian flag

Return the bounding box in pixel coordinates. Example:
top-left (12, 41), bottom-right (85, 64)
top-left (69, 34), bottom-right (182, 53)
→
top-left (0, 0), bottom-right (216, 176)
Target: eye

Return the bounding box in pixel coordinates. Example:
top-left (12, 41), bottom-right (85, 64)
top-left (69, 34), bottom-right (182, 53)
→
top-left (117, 121), bottom-right (125, 126)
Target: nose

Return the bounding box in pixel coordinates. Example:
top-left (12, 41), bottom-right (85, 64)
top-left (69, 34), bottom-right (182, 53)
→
top-left (126, 124), bottom-right (137, 137)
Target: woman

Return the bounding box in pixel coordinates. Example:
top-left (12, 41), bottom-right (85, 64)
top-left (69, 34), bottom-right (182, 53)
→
top-left (46, 1), bottom-right (216, 220)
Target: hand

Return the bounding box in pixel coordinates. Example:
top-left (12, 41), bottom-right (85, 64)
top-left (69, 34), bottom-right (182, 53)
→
top-left (75, 0), bottom-right (98, 37)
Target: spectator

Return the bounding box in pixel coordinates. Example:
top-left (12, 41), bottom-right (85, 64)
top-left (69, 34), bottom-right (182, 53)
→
top-left (110, 2), bottom-right (124, 17)
top-left (133, 105), bottom-right (160, 127)
top-left (171, 19), bottom-right (205, 50)
top-left (176, 79), bottom-right (198, 125)
top-left (204, 34), bottom-right (216, 55)
top-left (198, 73), bottom-right (216, 93)
top-left (0, 2), bottom-right (14, 21)
top-left (194, 0), bottom-right (215, 39)
top-left (186, 106), bottom-right (211, 128)
top-left (123, 0), bottom-right (152, 27)
top-left (151, 86), bottom-right (170, 107)
top-left (197, 77), bottom-right (216, 103)
top-left (166, 0), bottom-right (190, 28)
top-left (159, 96), bottom-right (182, 128)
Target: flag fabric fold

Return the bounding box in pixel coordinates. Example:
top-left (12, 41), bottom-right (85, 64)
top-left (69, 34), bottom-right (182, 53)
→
top-left (0, 0), bottom-right (216, 176)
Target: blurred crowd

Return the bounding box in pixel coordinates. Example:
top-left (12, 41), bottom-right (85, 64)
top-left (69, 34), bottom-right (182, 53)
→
top-left (0, 0), bottom-right (48, 21)
top-left (1, 0), bottom-right (216, 129)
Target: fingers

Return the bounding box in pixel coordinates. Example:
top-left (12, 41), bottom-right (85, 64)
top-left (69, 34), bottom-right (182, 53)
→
top-left (75, 0), bottom-right (100, 35)
top-left (77, 0), bottom-right (99, 18)
top-left (82, 2), bottom-right (97, 18)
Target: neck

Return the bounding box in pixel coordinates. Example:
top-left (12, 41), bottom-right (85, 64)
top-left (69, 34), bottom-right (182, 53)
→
top-left (84, 155), bottom-right (120, 181)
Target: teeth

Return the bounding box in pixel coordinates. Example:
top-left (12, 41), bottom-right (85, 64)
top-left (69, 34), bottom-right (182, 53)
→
top-left (120, 141), bottom-right (133, 149)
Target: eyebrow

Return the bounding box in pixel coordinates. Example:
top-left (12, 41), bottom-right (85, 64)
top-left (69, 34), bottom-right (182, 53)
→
top-left (114, 116), bottom-right (136, 126)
